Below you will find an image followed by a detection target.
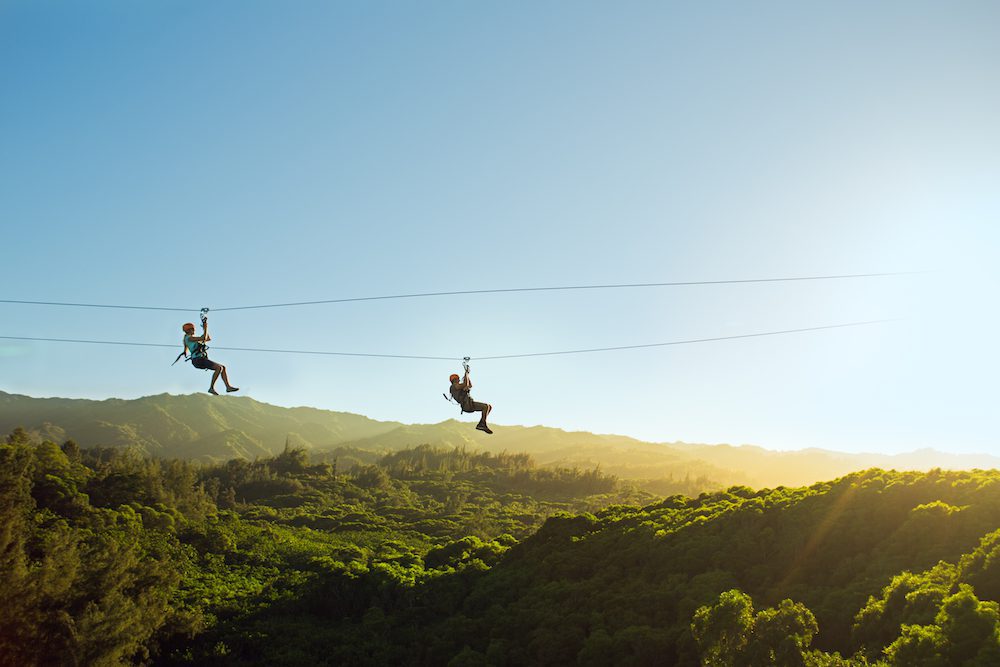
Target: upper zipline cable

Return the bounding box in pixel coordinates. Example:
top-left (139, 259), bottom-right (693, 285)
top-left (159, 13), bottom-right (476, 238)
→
top-left (0, 300), bottom-right (191, 312)
top-left (210, 272), bottom-right (917, 311)
top-left (0, 271), bottom-right (918, 313)
top-left (472, 320), bottom-right (897, 360)
top-left (0, 320), bottom-right (896, 362)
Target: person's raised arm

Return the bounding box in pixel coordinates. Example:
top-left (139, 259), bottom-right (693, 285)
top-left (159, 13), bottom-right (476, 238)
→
top-left (202, 320), bottom-right (211, 343)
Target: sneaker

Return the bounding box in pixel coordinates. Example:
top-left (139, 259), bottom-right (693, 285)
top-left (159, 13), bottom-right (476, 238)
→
top-left (475, 423), bottom-right (493, 435)
top-left (207, 388), bottom-right (219, 395)
top-left (226, 387), bottom-right (240, 393)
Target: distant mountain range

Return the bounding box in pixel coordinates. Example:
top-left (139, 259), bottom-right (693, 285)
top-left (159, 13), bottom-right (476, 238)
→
top-left (1, 390), bottom-right (997, 489)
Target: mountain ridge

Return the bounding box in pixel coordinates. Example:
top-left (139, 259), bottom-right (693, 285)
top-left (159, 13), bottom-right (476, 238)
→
top-left (1, 390), bottom-right (995, 488)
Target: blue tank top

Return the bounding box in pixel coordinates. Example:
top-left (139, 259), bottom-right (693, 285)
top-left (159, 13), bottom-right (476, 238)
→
top-left (183, 334), bottom-right (205, 359)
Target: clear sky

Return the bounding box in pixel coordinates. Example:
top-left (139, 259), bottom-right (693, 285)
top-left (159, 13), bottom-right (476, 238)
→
top-left (1, 1), bottom-right (998, 455)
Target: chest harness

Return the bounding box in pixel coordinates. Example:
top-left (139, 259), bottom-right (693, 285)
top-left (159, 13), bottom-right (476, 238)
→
top-left (172, 308), bottom-right (211, 367)
top-left (443, 357), bottom-right (472, 412)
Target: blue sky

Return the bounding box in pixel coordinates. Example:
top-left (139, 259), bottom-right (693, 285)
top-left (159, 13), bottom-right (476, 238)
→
top-left (1, 1), bottom-right (998, 454)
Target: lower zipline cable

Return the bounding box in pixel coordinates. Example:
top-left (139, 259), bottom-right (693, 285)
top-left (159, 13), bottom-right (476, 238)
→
top-left (0, 336), bottom-right (456, 361)
top-left (0, 319), bottom-right (896, 362)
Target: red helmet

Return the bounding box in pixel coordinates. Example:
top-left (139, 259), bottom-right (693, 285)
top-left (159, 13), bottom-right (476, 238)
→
top-left (449, 374), bottom-right (460, 383)
top-left (182, 322), bottom-right (195, 331)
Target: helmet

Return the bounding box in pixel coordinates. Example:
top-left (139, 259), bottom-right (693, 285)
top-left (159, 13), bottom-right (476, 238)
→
top-left (449, 374), bottom-right (460, 383)
top-left (182, 322), bottom-right (196, 331)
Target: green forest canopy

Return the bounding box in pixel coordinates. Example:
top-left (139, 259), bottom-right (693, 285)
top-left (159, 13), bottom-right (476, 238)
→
top-left (4, 425), bottom-right (1000, 665)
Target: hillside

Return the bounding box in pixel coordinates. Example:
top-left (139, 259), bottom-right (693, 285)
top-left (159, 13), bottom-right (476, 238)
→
top-left (166, 468), bottom-right (1000, 665)
top-left (7, 430), bottom-right (1000, 666)
top-left (0, 390), bottom-right (401, 460)
top-left (2, 390), bottom-right (997, 489)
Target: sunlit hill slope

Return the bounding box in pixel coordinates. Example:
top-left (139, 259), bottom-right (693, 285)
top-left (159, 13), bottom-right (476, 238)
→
top-left (1, 390), bottom-right (995, 489)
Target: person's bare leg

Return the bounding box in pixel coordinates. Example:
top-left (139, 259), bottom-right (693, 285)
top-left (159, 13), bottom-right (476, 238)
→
top-left (475, 404), bottom-right (493, 434)
top-left (220, 365), bottom-right (238, 391)
top-left (208, 368), bottom-right (221, 394)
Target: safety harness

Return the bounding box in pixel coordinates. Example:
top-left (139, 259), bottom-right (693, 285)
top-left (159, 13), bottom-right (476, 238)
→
top-left (443, 357), bottom-right (472, 412)
top-left (172, 308), bottom-right (211, 367)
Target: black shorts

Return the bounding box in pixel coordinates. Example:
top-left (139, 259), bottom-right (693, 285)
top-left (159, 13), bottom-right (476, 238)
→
top-left (463, 400), bottom-right (489, 414)
top-left (191, 357), bottom-right (222, 371)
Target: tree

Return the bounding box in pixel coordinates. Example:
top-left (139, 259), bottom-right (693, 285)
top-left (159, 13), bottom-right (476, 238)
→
top-left (852, 563), bottom-right (956, 656)
top-left (958, 529), bottom-right (1000, 602)
top-left (273, 442), bottom-right (309, 475)
top-left (746, 598), bottom-right (819, 667)
top-left (691, 589), bottom-right (754, 665)
top-left (884, 585), bottom-right (1000, 666)
top-left (693, 590), bottom-right (823, 667)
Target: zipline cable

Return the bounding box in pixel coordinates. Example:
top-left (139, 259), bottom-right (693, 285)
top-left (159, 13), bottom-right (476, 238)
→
top-left (210, 346), bottom-right (454, 361)
top-left (0, 300), bottom-right (191, 312)
top-left (0, 319), bottom-right (896, 362)
top-left (473, 320), bottom-right (898, 360)
top-left (211, 272), bottom-right (918, 312)
top-left (0, 337), bottom-right (177, 349)
top-left (0, 271), bottom-right (920, 313)
top-left (0, 336), bottom-right (456, 360)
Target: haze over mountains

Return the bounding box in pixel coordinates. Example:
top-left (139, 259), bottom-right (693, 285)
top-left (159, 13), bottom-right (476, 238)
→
top-left (1, 390), bottom-right (995, 489)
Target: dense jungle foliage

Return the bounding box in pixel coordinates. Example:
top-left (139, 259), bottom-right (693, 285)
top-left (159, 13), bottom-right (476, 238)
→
top-left (4, 426), bottom-right (1000, 666)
